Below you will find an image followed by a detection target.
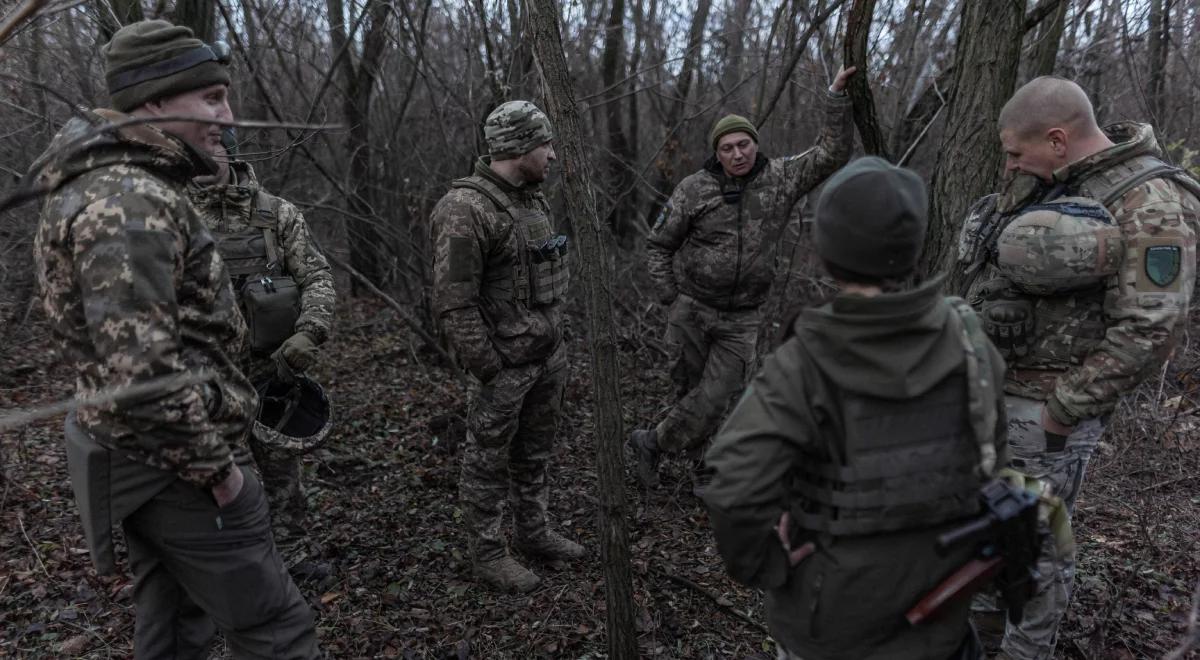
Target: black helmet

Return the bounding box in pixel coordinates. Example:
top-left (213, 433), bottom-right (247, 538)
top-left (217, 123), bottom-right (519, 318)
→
top-left (252, 375), bottom-right (332, 455)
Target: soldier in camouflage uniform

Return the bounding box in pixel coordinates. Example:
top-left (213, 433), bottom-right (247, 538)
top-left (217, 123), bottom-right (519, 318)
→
top-left (189, 137), bottom-right (336, 572)
top-left (629, 67), bottom-right (857, 492)
top-left (958, 76), bottom-right (1200, 659)
top-left (430, 101), bottom-right (584, 592)
top-left (30, 20), bottom-right (319, 657)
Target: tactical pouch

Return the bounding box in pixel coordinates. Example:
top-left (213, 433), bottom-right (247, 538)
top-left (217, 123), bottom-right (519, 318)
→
top-left (242, 274), bottom-right (301, 354)
top-left (527, 234), bottom-right (570, 305)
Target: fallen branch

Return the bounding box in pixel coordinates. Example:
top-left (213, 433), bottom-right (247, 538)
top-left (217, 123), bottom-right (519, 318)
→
top-left (1137, 474), bottom-right (1197, 493)
top-left (652, 565), bottom-right (769, 635)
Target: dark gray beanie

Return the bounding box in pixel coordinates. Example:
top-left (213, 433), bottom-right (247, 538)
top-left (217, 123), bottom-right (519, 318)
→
top-left (104, 20), bottom-right (230, 112)
top-left (813, 156), bottom-right (928, 278)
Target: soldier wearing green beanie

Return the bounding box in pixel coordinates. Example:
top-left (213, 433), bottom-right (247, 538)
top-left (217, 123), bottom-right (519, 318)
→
top-left (703, 157), bottom-right (1010, 660)
top-left (631, 66), bottom-right (857, 495)
top-left (28, 19), bottom-right (321, 658)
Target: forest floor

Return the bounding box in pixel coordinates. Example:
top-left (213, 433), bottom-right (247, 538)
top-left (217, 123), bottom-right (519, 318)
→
top-left (1, 295), bottom-right (1198, 659)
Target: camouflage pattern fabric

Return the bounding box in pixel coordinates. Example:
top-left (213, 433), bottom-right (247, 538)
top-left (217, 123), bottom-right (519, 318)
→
top-left (646, 91), bottom-right (852, 311)
top-left (484, 100), bottom-right (553, 158)
top-left (960, 123), bottom-right (1199, 419)
top-left (460, 343), bottom-right (567, 561)
top-left (187, 160), bottom-right (336, 349)
top-left (431, 158), bottom-right (564, 379)
top-left (958, 122), bottom-right (1197, 659)
top-left (431, 158), bottom-right (569, 564)
top-left (188, 160), bottom-right (336, 545)
top-left (656, 294), bottom-right (758, 453)
top-left (992, 395), bottom-right (1103, 659)
top-left (32, 109), bottom-right (255, 489)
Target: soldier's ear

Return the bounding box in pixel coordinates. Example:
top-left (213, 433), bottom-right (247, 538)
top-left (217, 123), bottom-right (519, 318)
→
top-left (1046, 127), bottom-right (1068, 156)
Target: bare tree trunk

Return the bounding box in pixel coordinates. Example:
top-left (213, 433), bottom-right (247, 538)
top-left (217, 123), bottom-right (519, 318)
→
top-left (1147, 0), bottom-right (1169, 128)
top-left (97, 0), bottom-right (144, 40)
top-left (843, 0), bottom-right (888, 158)
top-left (174, 0), bottom-right (215, 42)
top-left (645, 0), bottom-right (712, 223)
top-left (600, 0), bottom-right (635, 242)
top-left (1025, 0), bottom-right (1069, 78)
top-left (922, 0), bottom-right (1027, 287)
top-left (525, 1), bottom-right (636, 657)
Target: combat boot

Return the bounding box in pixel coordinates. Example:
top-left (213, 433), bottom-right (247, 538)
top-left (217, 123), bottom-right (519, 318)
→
top-left (515, 530), bottom-right (585, 561)
top-left (627, 428), bottom-right (661, 487)
top-left (473, 555), bottom-right (541, 593)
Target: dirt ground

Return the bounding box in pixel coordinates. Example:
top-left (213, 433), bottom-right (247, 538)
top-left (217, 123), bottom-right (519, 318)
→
top-left (1, 296), bottom-right (1197, 659)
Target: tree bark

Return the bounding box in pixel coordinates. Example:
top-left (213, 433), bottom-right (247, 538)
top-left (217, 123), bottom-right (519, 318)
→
top-left (525, 1), bottom-right (636, 658)
top-left (1025, 0), bottom-right (1069, 78)
top-left (600, 0), bottom-right (636, 241)
top-left (97, 0), bottom-right (144, 41)
top-left (174, 0), bottom-right (215, 42)
top-left (922, 0), bottom-right (1027, 288)
top-left (1146, 0), bottom-right (1169, 128)
top-left (843, 0), bottom-right (888, 158)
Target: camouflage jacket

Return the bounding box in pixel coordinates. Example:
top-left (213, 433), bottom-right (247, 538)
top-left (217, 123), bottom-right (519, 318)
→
top-left (430, 158), bottom-right (564, 379)
top-left (647, 91), bottom-right (852, 310)
top-left (31, 109), bottom-right (256, 488)
top-left (959, 122), bottom-right (1199, 425)
top-left (187, 161), bottom-right (335, 378)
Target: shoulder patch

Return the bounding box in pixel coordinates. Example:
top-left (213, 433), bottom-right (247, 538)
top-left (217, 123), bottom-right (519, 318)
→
top-left (1144, 245), bottom-right (1181, 287)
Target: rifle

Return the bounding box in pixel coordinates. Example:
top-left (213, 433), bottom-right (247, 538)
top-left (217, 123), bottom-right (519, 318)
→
top-left (906, 479), bottom-right (1041, 625)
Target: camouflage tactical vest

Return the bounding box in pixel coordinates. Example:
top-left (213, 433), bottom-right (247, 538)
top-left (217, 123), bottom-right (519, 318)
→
top-left (787, 300), bottom-right (996, 536)
top-left (209, 190), bottom-right (301, 354)
top-left (451, 175), bottom-right (569, 306)
top-left (963, 155), bottom-right (1200, 396)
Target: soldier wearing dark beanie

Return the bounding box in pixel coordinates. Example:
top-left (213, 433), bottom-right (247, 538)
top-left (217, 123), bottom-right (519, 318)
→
top-left (813, 155), bottom-right (928, 281)
top-left (104, 20), bottom-right (230, 112)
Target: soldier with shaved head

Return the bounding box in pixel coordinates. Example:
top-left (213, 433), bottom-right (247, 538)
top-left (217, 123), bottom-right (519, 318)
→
top-left (959, 75), bottom-right (1200, 658)
top-left (430, 100), bottom-right (584, 592)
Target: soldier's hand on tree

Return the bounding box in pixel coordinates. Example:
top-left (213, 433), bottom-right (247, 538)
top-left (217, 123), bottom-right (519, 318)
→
top-left (775, 511), bottom-right (816, 567)
top-left (829, 66), bottom-right (858, 94)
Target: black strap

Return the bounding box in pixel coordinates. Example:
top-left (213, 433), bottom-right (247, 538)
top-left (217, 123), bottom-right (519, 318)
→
top-left (108, 45), bottom-right (222, 93)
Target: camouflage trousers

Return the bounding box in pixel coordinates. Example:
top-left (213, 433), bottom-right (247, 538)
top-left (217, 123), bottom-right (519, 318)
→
top-left (994, 394), bottom-right (1105, 659)
top-left (655, 294), bottom-right (758, 453)
top-left (460, 343), bottom-right (567, 562)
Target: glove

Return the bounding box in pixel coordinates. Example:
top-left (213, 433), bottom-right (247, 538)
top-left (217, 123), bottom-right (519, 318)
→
top-left (274, 331), bottom-right (319, 373)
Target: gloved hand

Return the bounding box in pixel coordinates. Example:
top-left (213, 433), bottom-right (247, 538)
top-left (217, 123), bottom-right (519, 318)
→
top-left (274, 331), bottom-right (319, 373)
top-left (1042, 397), bottom-right (1076, 453)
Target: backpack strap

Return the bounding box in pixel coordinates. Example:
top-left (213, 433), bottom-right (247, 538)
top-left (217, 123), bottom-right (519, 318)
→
top-left (252, 189), bottom-right (283, 274)
top-left (946, 296), bottom-right (1000, 478)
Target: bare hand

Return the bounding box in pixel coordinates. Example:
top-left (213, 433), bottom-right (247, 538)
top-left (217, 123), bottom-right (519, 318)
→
top-left (775, 511), bottom-right (816, 566)
top-left (1040, 405), bottom-right (1074, 437)
top-left (211, 464), bottom-right (244, 507)
top-left (830, 66), bottom-right (858, 94)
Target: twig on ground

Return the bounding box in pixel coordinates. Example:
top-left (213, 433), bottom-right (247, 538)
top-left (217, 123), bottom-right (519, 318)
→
top-left (652, 565), bottom-right (769, 635)
top-left (16, 513), bottom-right (51, 579)
top-left (1138, 474), bottom-right (1198, 492)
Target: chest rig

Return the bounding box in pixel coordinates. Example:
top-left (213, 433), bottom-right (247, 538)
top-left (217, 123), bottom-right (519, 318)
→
top-left (788, 301), bottom-right (997, 536)
top-left (207, 189), bottom-right (301, 355)
top-left (451, 175), bottom-right (569, 306)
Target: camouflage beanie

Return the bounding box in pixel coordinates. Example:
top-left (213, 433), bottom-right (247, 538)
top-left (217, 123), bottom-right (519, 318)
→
top-left (709, 114), bottom-right (758, 150)
top-left (484, 101), bottom-right (553, 159)
top-left (814, 156), bottom-right (928, 278)
top-left (104, 20), bottom-right (230, 112)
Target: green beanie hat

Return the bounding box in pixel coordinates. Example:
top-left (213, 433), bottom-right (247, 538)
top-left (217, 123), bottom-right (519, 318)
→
top-left (104, 20), bottom-right (230, 112)
top-left (484, 100), bottom-right (554, 159)
top-left (814, 156), bottom-right (929, 278)
top-left (709, 114), bottom-right (758, 150)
